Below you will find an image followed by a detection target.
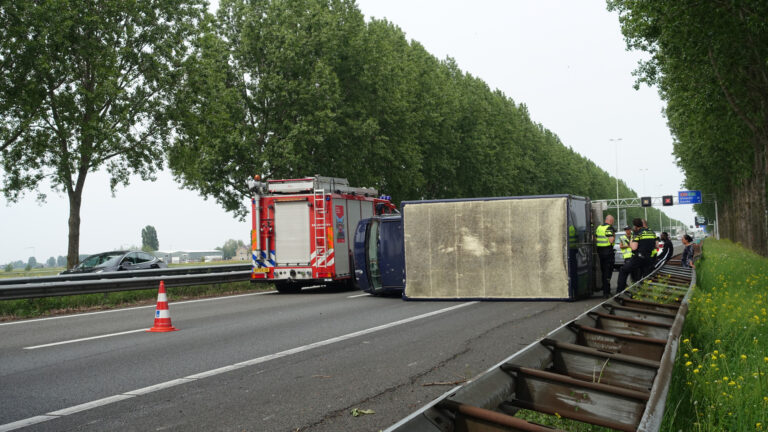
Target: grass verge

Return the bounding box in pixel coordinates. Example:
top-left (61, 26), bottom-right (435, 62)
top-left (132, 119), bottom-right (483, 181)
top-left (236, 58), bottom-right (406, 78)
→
top-left (0, 281), bottom-right (273, 321)
top-left (662, 239), bottom-right (768, 431)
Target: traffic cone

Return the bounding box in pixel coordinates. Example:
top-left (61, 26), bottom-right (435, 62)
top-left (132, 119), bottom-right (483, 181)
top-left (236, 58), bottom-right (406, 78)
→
top-left (147, 281), bottom-right (178, 332)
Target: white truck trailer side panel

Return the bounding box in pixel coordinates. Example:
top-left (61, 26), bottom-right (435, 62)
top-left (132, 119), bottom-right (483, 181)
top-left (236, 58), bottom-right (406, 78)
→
top-left (275, 200), bottom-right (311, 265)
top-left (403, 197), bottom-right (569, 299)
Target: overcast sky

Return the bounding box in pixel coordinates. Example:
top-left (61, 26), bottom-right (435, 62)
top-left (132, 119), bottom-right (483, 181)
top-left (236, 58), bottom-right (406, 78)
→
top-left (0, 1), bottom-right (697, 265)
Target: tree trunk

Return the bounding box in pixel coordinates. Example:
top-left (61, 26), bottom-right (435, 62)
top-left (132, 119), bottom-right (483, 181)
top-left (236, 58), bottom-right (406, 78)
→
top-left (66, 189), bottom-right (83, 270)
top-left (718, 142), bottom-right (768, 257)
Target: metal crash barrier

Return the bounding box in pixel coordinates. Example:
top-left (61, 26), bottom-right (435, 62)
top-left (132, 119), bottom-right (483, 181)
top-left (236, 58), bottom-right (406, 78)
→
top-left (386, 260), bottom-right (694, 432)
top-left (0, 264), bottom-right (253, 300)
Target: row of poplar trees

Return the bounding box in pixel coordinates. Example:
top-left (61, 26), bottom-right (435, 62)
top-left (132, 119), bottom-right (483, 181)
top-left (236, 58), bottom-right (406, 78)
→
top-left (168, 0), bottom-right (676, 228)
top-left (608, 1), bottom-right (768, 256)
top-left (1, 0), bottom-right (679, 268)
top-left (169, 0), bottom-right (638, 213)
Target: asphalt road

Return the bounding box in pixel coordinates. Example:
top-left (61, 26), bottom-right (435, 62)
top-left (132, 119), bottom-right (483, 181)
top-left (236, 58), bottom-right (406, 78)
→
top-left (0, 286), bottom-right (603, 431)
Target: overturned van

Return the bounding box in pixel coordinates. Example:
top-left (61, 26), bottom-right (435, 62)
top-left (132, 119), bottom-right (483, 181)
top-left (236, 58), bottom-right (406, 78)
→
top-left (354, 195), bottom-right (594, 300)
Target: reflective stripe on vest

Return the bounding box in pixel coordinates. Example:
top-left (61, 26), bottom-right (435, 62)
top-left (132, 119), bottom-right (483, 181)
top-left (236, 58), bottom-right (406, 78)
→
top-left (638, 229), bottom-right (656, 241)
top-left (595, 224), bottom-right (612, 247)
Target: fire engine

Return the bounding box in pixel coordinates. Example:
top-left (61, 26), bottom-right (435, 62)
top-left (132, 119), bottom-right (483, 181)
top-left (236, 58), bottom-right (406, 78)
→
top-left (247, 175), bottom-right (396, 293)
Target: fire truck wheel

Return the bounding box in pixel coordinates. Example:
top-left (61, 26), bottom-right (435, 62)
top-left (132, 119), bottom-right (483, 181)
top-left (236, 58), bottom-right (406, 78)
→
top-left (274, 281), bottom-right (301, 294)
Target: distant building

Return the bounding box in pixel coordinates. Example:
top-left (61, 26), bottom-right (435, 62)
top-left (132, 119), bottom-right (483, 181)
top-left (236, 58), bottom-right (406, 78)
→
top-left (235, 245), bottom-right (250, 261)
top-left (156, 250), bottom-right (223, 264)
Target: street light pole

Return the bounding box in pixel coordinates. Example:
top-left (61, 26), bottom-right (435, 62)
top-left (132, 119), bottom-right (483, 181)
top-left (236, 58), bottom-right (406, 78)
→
top-left (639, 168), bottom-right (648, 220)
top-left (610, 138), bottom-right (622, 224)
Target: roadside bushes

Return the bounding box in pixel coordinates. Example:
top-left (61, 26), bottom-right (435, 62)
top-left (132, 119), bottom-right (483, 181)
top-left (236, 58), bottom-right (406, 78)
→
top-left (663, 239), bottom-right (768, 431)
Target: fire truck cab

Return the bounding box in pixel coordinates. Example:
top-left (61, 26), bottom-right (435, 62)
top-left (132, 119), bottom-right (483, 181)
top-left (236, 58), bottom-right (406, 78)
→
top-left (248, 176), bottom-right (396, 293)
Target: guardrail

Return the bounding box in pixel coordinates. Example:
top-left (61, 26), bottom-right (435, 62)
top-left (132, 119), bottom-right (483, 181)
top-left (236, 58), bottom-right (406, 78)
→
top-left (386, 259), bottom-right (694, 432)
top-left (0, 264), bottom-right (255, 300)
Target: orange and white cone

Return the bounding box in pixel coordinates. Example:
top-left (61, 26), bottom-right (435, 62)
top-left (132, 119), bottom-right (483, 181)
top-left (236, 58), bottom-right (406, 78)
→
top-left (147, 281), bottom-right (178, 332)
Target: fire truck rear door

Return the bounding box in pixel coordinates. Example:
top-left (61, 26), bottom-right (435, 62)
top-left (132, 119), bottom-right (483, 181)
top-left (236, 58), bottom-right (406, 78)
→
top-left (274, 200), bottom-right (311, 265)
top-left (332, 199), bottom-right (350, 274)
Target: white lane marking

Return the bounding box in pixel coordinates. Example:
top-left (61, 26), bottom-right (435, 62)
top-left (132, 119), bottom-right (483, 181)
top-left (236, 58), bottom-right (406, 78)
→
top-left (48, 395), bottom-right (135, 416)
top-left (123, 379), bottom-right (194, 396)
top-left (233, 302), bottom-right (477, 370)
top-left (0, 290), bottom-right (276, 327)
top-left (24, 329), bottom-right (148, 350)
top-left (0, 416), bottom-right (57, 432)
top-left (346, 293), bottom-right (371, 298)
top-left (0, 301), bottom-right (476, 431)
top-left (185, 365), bottom-right (241, 380)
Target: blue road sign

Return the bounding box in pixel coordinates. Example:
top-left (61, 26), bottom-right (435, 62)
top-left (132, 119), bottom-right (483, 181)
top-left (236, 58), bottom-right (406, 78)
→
top-left (678, 190), bottom-right (702, 204)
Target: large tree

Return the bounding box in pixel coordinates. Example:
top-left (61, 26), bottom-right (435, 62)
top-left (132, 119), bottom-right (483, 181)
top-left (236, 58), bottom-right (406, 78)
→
top-left (607, 0), bottom-right (768, 254)
top-left (0, 0), bottom-right (206, 268)
top-left (169, 0), bottom-right (373, 216)
top-left (141, 225), bottom-right (159, 251)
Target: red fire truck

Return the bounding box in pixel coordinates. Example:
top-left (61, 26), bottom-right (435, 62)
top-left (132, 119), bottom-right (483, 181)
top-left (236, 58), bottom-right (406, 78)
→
top-left (247, 176), bottom-right (396, 293)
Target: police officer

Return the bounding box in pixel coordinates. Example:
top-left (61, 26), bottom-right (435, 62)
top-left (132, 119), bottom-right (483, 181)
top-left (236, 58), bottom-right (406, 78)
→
top-left (653, 232), bottom-right (674, 270)
top-left (641, 219), bottom-right (659, 277)
top-left (619, 226), bottom-right (633, 261)
top-left (594, 215), bottom-right (616, 298)
top-left (618, 225), bottom-right (636, 284)
top-left (617, 218), bottom-right (657, 292)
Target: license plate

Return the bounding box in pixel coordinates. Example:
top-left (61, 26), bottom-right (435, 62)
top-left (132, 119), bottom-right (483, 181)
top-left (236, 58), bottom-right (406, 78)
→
top-left (253, 268), bottom-right (269, 273)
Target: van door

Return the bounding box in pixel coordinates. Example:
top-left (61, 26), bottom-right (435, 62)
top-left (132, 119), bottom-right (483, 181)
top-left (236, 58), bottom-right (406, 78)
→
top-left (379, 218), bottom-right (405, 290)
top-left (353, 220), bottom-right (371, 291)
top-left (367, 219), bottom-right (382, 292)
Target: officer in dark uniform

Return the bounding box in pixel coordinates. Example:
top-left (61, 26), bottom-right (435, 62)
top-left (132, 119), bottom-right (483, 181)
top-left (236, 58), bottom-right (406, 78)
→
top-left (594, 215), bottom-right (616, 298)
top-left (616, 218), bottom-right (657, 292)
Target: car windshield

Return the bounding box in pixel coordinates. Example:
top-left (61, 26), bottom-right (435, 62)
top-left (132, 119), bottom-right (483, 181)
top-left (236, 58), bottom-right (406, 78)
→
top-left (77, 253), bottom-right (124, 269)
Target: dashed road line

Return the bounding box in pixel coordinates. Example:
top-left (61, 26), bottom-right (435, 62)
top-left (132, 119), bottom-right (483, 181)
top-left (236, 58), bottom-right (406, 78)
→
top-left (0, 301), bottom-right (476, 431)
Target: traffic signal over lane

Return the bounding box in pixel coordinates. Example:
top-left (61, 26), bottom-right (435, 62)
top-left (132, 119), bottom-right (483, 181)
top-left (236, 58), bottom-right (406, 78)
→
top-left (662, 195), bottom-right (674, 206)
top-left (641, 197), bottom-right (652, 207)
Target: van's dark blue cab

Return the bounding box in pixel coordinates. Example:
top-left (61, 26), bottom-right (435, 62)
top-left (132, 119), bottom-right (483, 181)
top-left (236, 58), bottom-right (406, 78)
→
top-left (353, 215), bottom-right (405, 295)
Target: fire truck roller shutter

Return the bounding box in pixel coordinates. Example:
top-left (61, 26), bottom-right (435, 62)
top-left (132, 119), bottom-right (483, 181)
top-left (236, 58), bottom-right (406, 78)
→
top-left (274, 200), bottom-right (311, 265)
top-left (403, 197), bottom-right (570, 299)
top-left (331, 198), bottom-right (352, 274)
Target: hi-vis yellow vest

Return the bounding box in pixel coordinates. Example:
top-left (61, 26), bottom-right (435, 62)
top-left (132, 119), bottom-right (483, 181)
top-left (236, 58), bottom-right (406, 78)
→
top-left (595, 224), bottom-right (613, 247)
top-left (619, 234), bottom-right (632, 259)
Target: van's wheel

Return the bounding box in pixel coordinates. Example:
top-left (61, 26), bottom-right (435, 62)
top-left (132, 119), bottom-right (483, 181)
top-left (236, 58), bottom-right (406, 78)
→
top-left (274, 281), bottom-right (301, 294)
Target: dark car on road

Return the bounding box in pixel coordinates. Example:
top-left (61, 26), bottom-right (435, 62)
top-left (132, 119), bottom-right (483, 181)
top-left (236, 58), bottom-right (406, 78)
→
top-left (61, 251), bottom-right (167, 274)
